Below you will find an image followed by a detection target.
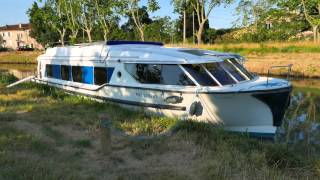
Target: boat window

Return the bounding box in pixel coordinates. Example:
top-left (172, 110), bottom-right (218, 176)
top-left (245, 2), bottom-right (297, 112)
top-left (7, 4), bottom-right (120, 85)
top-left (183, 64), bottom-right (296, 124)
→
top-left (46, 64), bottom-right (53, 78)
top-left (46, 64), bottom-right (61, 79)
top-left (125, 64), bottom-right (195, 86)
top-left (82, 66), bottom-right (94, 84)
top-left (94, 67), bottom-right (107, 85)
top-left (204, 63), bottom-right (236, 85)
top-left (72, 66), bottom-right (82, 83)
top-left (221, 60), bottom-right (247, 81)
top-left (227, 58), bottom-right (254, 80)
top-left (161, 65), bottom-right (195, 86)
top-left (61, 65), bottom-right (71, 81)
top-left (182, 64), bottom-right (218, 86)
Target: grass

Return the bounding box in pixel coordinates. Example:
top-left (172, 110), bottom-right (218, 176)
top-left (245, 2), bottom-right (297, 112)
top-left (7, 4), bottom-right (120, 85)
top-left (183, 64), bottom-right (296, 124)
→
top-left (170, 42), bottom-right (320, 78)
top-left (169, 41), bottom-right (320, 55)
top-left (0, 73), bottom-right (319, 179)
top-left (0, 51), bottom-right (42, 64)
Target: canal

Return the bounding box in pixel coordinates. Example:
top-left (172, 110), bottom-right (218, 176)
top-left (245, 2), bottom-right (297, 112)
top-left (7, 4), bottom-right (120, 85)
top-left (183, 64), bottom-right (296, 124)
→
top-left (0, 64), bottom-right (319, 145)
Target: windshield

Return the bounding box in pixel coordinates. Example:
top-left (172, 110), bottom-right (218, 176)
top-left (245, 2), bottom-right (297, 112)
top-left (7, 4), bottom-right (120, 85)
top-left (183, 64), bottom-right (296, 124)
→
top-left (182, 59), bottom-right (254, 86)
top-left (182, 64), bottom-right (219, 86)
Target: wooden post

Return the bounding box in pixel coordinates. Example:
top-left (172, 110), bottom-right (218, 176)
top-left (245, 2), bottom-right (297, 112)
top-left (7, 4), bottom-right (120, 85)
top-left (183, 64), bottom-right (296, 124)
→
top-left (99, 114), bottom-right (111, 155)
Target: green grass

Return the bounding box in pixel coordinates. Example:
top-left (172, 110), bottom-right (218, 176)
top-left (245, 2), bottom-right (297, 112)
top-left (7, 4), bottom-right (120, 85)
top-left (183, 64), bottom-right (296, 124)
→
top-left (171, 42), bottom-right (320, 56)
top-left (207, 44), bottom-right (320, 55)
top-left (0, 74), bottom-right (319, 179)
top-left (0, 51), bottom-right (41, 64)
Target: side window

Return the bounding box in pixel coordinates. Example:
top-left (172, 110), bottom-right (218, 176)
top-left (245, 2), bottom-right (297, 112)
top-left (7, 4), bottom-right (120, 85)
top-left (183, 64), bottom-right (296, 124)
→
top-left (126, 64), bottom-right (194, 86)
top-left (46, 64), bottom-right (61, 79)
top-left (61, 65), bottom-right (71, 81)
top-left (182, 64), bottom-right (218, 86)
top-left (161, 65), bottom-right (195, 86)
top-left (72, 66), bottom-right (82, 83)
top-left (94, 67), bottom-right (107, 85)
top-left (127, 64), bottom-right (161, 84)
top-left (46, 64), bottom-right (53, 78)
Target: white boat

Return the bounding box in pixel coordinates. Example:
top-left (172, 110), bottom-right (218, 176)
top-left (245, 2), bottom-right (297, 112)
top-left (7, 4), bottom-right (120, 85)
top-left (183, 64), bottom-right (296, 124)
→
top-left (34, 41), bottom-right (292, 137)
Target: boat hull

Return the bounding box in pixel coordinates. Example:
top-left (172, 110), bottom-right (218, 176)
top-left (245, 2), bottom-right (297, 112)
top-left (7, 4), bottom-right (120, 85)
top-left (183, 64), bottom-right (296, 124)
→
top-left (34, 78), bottom-right (291, 137)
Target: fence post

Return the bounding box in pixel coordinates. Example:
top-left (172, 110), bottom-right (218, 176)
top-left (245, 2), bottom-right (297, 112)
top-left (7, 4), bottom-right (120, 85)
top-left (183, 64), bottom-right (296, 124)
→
top-left (99, 114), bottom-right (112, 155)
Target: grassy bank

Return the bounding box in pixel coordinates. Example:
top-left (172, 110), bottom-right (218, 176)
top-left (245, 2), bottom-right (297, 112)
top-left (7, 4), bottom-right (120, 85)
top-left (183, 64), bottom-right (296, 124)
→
top-left (0, 74), bottom-right (319, 179)
top-left (245, 53), bottom-right (320, 78)
top-left (170, 42), bottom-right (320, 78)
top-left (0, 51), bottom-right (42, 64)
top-left (170, 41), bottom-right (320, 55)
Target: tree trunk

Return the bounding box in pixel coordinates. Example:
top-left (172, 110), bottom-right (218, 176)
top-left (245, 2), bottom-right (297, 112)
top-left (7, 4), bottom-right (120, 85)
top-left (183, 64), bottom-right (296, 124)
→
top-left (58, 29), bottom-right (66, 46)
top-left (103, 30), bottom-right (108, 41)
top-left (60, 34), bottom-right (65, 46)
top-left (183, 10), bottom-right (186, 44)
top-left (86, 30), bottom-right (92, 43)
top-left (140, 29), bottom-right (145, 41)
top-left (313, 26), bottom-right (318, 43)
top-left (197, 22), bottom-right (205, 45)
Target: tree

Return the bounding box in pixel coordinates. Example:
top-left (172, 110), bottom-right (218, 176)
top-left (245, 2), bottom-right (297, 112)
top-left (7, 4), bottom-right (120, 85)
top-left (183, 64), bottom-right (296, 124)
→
top-left (125, 0), bottom-right (160, 41)
top-left (28, 2), bottom-right (60, 46)
top-left (63, 0), bottom-right (81, 43)
top-left (173, 1), bottom-right (210, 43)
top-left (189, 0), bottom-right (233, 44)
top-left (172, 0), bottom-right (188, 43)
top-left (236, 0), bottom-right (274, 29)
top-left (145, 16), bottom-right (175, 43)
top-left (94, 0), bottom-right (118, 41)
top-left (79, 0), bottom-right (96, 42)
top-left (45, 0), bottom-right (68, 46)
top-left (302, 0), bottom-right (320, 42)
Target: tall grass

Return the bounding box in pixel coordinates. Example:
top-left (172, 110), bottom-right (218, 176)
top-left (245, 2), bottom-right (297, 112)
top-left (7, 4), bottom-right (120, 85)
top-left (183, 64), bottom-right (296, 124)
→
top-left (168, 41), bottom-right (320, 55)
top-left (0, 51), bottom-right (42, 64)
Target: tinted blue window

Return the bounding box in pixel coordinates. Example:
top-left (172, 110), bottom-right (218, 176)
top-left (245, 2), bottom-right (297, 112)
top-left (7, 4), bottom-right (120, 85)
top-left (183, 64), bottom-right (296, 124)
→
top-left (52, 65), bottom-right (61, 79)
top-left (82, 66), bottom-right (93, 84)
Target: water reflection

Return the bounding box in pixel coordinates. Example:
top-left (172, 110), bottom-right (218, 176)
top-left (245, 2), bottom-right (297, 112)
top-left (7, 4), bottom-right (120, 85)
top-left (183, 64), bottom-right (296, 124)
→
top-left (1, 64), bottom-right (320, 144)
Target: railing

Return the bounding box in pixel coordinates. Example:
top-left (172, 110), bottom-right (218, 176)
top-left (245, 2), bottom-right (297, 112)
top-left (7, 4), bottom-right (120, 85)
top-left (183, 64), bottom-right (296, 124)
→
top-left (266, 64), bottom-right (293, 87)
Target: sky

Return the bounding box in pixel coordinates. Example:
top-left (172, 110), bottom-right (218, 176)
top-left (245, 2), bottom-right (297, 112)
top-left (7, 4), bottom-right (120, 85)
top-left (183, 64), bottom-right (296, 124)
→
top-left (0, 0), bottom-right (238, 29)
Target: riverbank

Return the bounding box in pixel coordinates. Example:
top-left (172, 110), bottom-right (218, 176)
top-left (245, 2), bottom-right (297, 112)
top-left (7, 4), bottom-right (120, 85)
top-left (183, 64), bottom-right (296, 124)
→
top-left (0, 74), bottom-right (319, 179)
top-left (170, 41), bottom-right (320, 55)
top-left (0, 51), bottom-right (41, 64)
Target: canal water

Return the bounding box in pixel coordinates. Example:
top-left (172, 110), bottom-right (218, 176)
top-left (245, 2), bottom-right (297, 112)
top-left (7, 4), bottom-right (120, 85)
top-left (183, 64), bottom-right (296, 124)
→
top-left (0, 64), bottom-right (319, 145)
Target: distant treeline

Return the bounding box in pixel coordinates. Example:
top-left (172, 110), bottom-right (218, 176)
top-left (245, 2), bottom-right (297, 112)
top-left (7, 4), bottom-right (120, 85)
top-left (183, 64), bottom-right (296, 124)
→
top-left (26, 0), bottom-right (320, 47)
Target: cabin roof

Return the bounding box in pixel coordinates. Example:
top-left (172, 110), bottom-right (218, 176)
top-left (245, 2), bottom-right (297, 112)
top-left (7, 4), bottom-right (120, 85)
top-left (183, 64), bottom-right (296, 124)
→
top-left (38, 42), bottom-right (239, 64)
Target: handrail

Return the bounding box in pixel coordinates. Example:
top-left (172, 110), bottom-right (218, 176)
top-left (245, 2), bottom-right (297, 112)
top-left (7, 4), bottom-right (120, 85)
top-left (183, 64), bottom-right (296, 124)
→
top-left (266, 64), bottom-right (293, 87)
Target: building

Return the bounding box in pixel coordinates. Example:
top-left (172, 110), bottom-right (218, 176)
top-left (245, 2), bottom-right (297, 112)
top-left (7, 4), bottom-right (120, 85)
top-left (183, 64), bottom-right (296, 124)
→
top-left (0, 23), bottom-right (42, 49)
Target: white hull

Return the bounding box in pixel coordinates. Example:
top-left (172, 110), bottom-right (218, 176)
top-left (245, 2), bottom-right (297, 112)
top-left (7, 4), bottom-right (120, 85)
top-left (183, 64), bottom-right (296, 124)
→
top-left (34, 77), bottom-right (291, 137)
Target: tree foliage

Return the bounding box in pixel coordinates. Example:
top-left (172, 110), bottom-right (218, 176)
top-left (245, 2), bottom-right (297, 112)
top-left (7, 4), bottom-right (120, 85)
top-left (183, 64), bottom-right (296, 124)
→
top-left (27, 0), bottom-right (320, 45)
